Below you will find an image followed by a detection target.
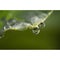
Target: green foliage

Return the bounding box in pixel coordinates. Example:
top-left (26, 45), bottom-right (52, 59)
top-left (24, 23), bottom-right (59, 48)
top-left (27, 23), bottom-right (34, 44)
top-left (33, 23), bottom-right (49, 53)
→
top-left (0, 11), bottom-right (60, 49)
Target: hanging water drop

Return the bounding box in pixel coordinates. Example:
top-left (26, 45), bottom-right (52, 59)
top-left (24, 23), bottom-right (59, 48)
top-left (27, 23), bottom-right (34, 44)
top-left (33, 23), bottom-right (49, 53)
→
top-left (32, 27), bottom-right (40, 35)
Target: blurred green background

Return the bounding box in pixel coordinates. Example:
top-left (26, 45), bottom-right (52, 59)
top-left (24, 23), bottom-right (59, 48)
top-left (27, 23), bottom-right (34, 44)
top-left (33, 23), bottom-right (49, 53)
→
top-left (0, 10), bottom-right (60, 50)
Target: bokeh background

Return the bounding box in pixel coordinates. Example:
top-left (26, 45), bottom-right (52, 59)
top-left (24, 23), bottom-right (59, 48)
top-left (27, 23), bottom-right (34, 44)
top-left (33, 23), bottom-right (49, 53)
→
top-left (0, 10), bottom-right (60, 50)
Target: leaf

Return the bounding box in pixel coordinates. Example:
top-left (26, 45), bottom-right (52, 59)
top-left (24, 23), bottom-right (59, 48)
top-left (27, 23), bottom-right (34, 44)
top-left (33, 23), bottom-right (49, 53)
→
top-left (0, 10), bottom-right (53, 38)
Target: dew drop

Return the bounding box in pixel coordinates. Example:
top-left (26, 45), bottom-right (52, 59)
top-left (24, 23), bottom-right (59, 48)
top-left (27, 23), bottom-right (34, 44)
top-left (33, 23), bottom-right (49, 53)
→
top-left (32, 27), bottom-right (40, 35)
top-left (38, 22), bottom-right (45, 28)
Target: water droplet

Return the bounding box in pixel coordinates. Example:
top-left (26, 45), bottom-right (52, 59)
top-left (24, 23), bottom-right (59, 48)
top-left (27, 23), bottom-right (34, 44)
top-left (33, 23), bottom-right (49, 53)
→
top-left (38, 22), bottom-right (45, 28)
top-left (32, 27), bottom-right (40, 35)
